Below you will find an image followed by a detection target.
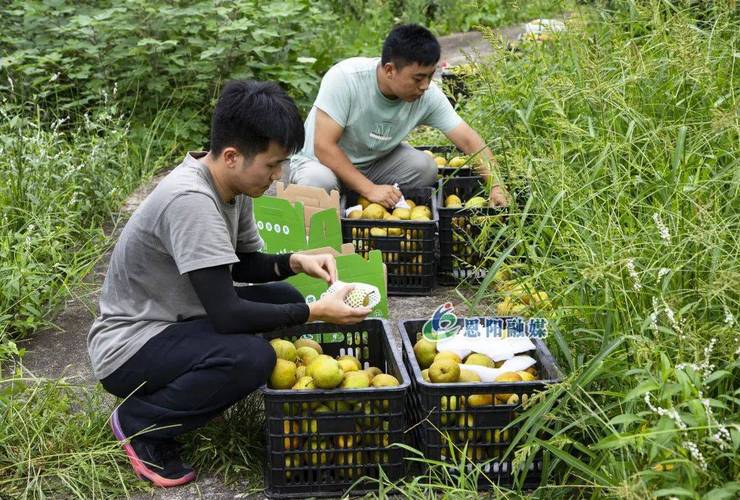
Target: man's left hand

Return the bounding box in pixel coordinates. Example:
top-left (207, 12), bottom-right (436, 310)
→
top-left (289, 253), bottom-right (337, 284)
top-left (489, 185), bottom-right (510, 207)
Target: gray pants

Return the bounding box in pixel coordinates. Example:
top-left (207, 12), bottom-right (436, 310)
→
top-left (288, 143), bottom-right (437, 193)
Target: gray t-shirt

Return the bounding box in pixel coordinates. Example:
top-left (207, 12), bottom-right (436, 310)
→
top-left (87, 152), bottom-right (264, 379)
top-left (291, 57), bottom-right (463, 169)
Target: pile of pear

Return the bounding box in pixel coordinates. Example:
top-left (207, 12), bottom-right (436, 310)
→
top-left (493, 266), bottom-right (552, 317)
top-left (347, 195), bottom-right (433, 239)
top-left (422, 149), bottom-right (472, 169)
top-left (412, 336), bottom-right (538, 407)
top-left (269, 337), bottom-right (399, 391)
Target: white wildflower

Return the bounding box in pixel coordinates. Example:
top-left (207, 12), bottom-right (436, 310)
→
top-left (658, 267), bottom-right (671, 279)
top-left (724, 305), bottom-right (734, 327)
top-left (653, 212), bottom-right (671, 243)
top-left (682, 440), bottom-right (707, 470)
top-left (626, 258), bottom-right (641, 290)
top-left (50, 73), bottom-right (59, 82)
top-left (644, 392), bottom-right (687, 430)
top-left (7, 76), bottom-right (14, 91)
top-left (662, 298), bottom-right (685, 339)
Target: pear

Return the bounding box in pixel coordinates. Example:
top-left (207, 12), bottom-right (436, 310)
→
top-left (362, 203), bottom-right (386, 220)
top-left (429, 359), bottom-right (460, 383)
top-left (270, 339), bottom-right (297, 362)
top-left (434, 156), bottom-right (447, 166)
top-left (269, 358), bottom-right (297, 389)
top-left (464, 196), bottom-right (486, 209)
top-left (413, 337), bottom-right (437, 369)
top-left (348, 210), bottom-right (363, 219)
top-left (448, 156), bottom-right (467, 168)
top-left (292, 376), bottom-right (315, 390)
top-left (337, 357), bottom-right (360, 373)
top-left (307, 356), bottom-right (344, 389)
top-left (423, 150), bottom-right (435, 158)
top-left (445, 194), bottom-right (463, 208)
top-left (410, 205), bottom-right (432, 220)
top-left (364, 366), bottom-right (382, 380)
top-left (494, 371), bottom-right (523, 403)
top-left (296, 346), bottom-right (320, 365)
top-left (370, 227), bottom-right (387, 237)
top-left (370, 374), bottom-right (399, 387)
top-left (341, 371), bottom-right (371, 389)
top-left (337, 355), bottom-right (362, 371)
top-left (434, 351), bottom-right (462, 364)
top-left (405, 199), bottom-right (417, 209)
top-left (392, 207), bottom-right (411, 220)
top-left (357, 196), bottom-right (371, 209)
top-left (518, 370), bottom-right (537, 382)
top-left (465, 353), bottom-right (495, 368)
top-left (294, 337), bottom-right (322, 354)
top-left (458, 369), bottom-right (481, 383)
top-left (467, 393), bottom-right (494, 407)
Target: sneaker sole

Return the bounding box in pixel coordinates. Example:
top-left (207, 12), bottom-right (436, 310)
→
top-left (110, 408), bottom-right (196, 488)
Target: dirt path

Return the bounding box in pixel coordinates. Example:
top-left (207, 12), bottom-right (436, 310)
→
top-left (16, 21), bottom-right (542, 498)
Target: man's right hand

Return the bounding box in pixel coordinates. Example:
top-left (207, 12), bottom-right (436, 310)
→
top-left (307, 285), bottom-right (371, 325)
top-left (362, 183), bottom-right (402, 209)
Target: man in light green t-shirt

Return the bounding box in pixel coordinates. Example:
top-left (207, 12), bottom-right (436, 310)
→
top-left (290, 23), bottom-right (508, 208)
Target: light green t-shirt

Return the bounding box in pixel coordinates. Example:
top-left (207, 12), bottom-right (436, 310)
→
top-left (292, 57), bottom-right (463, 168)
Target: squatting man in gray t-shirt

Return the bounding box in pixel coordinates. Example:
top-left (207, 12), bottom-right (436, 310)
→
top-left (290, 24), bottom-right (510, 208)
top-left (88, 80), bottom-right (371, 487)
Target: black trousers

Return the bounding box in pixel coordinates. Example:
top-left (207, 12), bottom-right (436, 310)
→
top-left (101, 282), bottom-right (303, 440)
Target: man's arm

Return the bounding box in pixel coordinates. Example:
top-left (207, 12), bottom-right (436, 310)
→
top-left (314, 109), bottom-right (400, 208)
top-left (189, 265), bottom-right (369, 334)
top-left (444, 122), bottom-right (509, 207)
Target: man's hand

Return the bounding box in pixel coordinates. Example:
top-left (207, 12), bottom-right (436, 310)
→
top-left (362, 183), bottom-right (402, 209)
top-left (289, 253), bottom-right (337, 284)
top-left (308, 285), bottom-right (372, 324)
top-left (489, 184), bottom-right (510, 207)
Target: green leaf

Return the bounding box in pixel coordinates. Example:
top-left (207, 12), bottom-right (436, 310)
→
top-left (623, 380), bottom-right (660, 402)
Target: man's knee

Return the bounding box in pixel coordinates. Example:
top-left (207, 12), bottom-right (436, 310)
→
top-left (290, 162), bottom-right (340, 193)
top-left (232, 336), bottom-right (276, 393)
top-left (406, 150), bottom-right (438, 188)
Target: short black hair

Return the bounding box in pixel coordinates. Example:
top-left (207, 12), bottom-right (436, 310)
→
top-left (210, 80), bottom-right (304, 158)
top-left (381, 24), bottom-right (440, 69)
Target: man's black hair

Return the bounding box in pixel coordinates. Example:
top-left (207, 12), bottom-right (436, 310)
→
top-left (210, 80), bottom-right (304, 158)
top-left (381, 24), bottom-right (440, 69)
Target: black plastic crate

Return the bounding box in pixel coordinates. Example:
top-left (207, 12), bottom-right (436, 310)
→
top-left (437, 176), bottom-right (508, 286)
top-left (415, 145), bottom-right (474, 178)
top-left (398, 317), bottom-right (563, 489)
top-left (261, 319), bottom-right (410, 498)
top-left (340, 187), bottom-right (437, 296)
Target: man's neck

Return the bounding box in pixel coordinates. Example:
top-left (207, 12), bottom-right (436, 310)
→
top-left (200, 152), bottom-right (235, 204)
top-left (375, 64), bottom-right (398, 100)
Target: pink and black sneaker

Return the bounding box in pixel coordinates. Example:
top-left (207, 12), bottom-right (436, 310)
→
top-left (110, 407), bottom-right (196, 487)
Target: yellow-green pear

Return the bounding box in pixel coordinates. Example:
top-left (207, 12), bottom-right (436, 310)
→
top-left (465, 353), bottom-right (495, 368)
top-left (370, 374), bottom-right (400, 387)
top-left (429, 359), bottom-right (460, 383)
top-left (269, 358), bottom-right (297, 389)
top-left (294, 337), bottom-right (323, 354)
top-left (270, 339), bottom-right (297, 362)
top-left (413, 337), bottom-right (437, 369)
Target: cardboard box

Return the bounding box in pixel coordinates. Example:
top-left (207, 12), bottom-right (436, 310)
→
top-left (253, 183), bottom-right (342, 253)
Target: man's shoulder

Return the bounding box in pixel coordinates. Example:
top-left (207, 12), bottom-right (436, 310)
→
top-left (135, 153), bottom-right (219, 221)
top-left (330, 57), bottom-right (378, 78)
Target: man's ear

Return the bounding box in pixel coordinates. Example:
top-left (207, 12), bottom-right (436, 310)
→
top-left (222, 147), bottom-right (239, 168)
top-left (382, 62), bottom-right (396, 78)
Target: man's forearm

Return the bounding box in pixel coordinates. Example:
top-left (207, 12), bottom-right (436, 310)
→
top-left (315, 142), bottom-right (373, 196)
